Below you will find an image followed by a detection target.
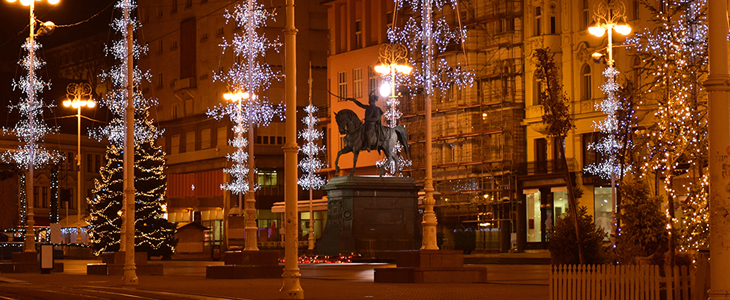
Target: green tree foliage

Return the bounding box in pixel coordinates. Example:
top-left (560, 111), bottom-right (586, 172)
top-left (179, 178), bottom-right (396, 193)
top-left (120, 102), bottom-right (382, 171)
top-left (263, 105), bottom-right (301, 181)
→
top-left (549, 206), bottom-right (608, 265)
top-left (88, 139), bottom-right (175, 257)
top-left (611, 177), bottom-right (668, 264)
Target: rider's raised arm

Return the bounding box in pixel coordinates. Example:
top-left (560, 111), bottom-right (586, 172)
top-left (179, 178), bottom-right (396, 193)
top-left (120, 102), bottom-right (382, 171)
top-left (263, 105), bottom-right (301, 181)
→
top-left (348, 97), bottom-right (368, 109)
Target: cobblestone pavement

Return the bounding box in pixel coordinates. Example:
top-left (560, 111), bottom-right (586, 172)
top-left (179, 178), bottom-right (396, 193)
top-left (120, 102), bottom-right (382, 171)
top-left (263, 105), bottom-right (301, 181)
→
top-left (0, 260), bottom-right (549, 300)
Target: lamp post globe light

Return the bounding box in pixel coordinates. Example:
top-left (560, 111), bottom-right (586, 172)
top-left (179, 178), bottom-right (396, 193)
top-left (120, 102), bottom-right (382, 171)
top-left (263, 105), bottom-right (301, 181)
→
top-left (6, 0), bottom-right (59, 253)
top-left (223, 90), bottom-right (260, 251)
top-left (375, 43), bottom-right (412, 127)
top-left (375, 43), bottom-right (412, 175)
top-left (587, 0), bottom-right (631, 237)
top-left (62, 83), bottom-right (94, 244)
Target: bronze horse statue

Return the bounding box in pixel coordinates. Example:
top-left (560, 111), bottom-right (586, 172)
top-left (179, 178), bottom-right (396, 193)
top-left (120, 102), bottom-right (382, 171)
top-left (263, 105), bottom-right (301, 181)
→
top-left (334, 109), bottom-right (410, 176)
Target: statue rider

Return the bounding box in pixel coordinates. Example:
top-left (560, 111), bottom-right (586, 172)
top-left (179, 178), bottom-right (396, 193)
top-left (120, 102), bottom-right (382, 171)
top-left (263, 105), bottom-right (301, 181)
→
top-left (347, 91), bottom-right (383, 151)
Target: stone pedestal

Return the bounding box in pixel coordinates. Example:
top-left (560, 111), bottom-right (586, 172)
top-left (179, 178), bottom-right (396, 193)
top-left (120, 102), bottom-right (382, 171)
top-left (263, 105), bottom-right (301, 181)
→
top-left (374, 250), bottom-right (487, 283)
top-left (318, 176), bottom-right (420, 256)
top-left (206, 250), bottom-right (283, 279)
top-left (86, 251), bottom-right (163, 275)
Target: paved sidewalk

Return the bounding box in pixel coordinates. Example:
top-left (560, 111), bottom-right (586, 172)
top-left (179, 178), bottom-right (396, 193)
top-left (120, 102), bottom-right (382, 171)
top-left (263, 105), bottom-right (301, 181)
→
top-left (0, 260), bottom-right (549, 300)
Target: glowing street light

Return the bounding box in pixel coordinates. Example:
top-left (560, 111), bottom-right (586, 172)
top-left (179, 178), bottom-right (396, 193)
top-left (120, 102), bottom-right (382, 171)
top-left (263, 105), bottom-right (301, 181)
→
top-left (587, 0), bottom-right (631, 237)
top-left (375, 43), bottom-right (411, 127)
top-left (588, 0), bottom-right (631, 68)
top-left (62, 83), bottom-right (94, 244)
top-left (374, 43), bottom-right (412, 176)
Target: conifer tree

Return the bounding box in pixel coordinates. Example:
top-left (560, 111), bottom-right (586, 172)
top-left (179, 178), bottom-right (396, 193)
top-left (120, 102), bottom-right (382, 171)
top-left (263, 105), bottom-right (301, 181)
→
top-left (87, 0), bottom-right (174, 257)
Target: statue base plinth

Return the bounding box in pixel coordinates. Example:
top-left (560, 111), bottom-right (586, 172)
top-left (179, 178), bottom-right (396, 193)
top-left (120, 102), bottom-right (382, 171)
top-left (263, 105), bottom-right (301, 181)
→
top-left (318, 176), bottom-right (420, 256)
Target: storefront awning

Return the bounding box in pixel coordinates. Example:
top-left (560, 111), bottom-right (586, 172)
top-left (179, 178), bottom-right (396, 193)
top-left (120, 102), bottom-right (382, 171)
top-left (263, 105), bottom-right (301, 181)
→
top-left (167, 170), bottom-right (224, 198)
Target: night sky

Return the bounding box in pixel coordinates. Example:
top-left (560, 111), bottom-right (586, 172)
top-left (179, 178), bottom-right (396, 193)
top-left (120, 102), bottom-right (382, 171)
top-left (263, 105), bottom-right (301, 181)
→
top-left (0, 0), bottom-right (117, 62)
top-left (0, 0), bottom-right (117, 135)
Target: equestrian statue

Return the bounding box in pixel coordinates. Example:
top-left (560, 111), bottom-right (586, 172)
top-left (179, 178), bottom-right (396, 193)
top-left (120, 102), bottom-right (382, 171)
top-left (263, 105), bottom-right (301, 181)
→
top-left (334, 92), bottom-right (410, 176)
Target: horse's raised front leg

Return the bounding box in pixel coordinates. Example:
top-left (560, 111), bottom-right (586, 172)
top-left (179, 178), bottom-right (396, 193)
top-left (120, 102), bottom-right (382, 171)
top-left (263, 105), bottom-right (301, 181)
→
top-left (335, 146), bottom-right (351, 174)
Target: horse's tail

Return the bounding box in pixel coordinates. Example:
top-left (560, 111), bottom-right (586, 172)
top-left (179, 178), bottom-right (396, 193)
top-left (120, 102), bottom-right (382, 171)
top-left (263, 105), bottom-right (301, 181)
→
top-left (395, 126), bottom-right (410, 159)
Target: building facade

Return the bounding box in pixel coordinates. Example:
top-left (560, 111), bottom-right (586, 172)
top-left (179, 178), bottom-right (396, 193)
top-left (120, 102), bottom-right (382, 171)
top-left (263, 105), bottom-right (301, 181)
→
top-left (323, 0), bottom-right (527, 252)
top-left (519, 0), bottom-right (656, 250)
top-left (137, 0), bottom-right (329, 249)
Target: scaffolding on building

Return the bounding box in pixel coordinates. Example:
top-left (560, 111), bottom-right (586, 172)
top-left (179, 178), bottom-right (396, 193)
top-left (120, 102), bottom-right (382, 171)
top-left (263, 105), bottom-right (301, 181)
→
top-left (400, 0), bottom-right (525, 252)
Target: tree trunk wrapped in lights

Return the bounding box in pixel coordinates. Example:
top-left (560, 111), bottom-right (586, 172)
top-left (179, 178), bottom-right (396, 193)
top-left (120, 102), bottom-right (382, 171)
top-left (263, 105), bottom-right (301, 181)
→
top-left (628, 0), bottom-right (708, 266)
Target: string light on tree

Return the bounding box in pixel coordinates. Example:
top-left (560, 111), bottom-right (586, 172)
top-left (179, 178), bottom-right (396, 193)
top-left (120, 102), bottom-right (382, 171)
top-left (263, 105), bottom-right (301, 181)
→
top-left (87, 0), bottom-right (174, 258)
top-left (627, 0), bottom-right (708, 260)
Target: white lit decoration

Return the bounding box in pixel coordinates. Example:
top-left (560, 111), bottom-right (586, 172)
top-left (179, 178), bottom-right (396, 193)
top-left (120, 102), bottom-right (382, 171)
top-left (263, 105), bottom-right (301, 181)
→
top-left (207, 0), bottom-right (283, 195)
top-left (628, 0), bottom-right (708, 251)
top-left (298, 105), bottom-right (326, 190)
top-left (2, 31), bottom-right (61, 170)
top-left (383, 0), bottom-right (473, 177)
top-left (88, 0), bottom-right (174, 256)
top-left (584, 66), bottom-right (624, 180)
top-left (387, 0), bottom-right (473, 95)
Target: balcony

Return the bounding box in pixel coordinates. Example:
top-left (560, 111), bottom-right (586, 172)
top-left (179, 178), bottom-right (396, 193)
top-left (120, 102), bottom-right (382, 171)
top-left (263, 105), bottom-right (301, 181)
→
top-left (517, 159), bottom-right (578, 176)
top-left (174, 77), bottom-right (196, 91)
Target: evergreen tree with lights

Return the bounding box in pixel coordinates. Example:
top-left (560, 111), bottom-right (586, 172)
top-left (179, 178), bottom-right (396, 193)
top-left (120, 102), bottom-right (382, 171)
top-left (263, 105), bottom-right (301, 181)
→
top-left (87, 0), bottom-right (174, 257)
top-left (628, 0), bottom-right (708, 265)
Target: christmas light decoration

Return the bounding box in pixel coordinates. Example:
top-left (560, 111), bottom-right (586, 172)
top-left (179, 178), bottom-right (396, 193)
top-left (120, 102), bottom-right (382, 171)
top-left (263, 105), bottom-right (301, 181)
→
top-left (19, 173), bottom-right (27, 230)
top-left (207, 0), bottom-right (283, 195)
top-left (628, 0), bottom-right (708, 255)
top-left (387, 0), bottom-right (474, 250)
top-left (298, 104), bottom-right (326, 191)
top-left (2, 29), bottom-right (61, 171)
top-left (298, 103), bottom-right (325, 251)
top-left (50, 167), bottom-right (59, 223)
top-left (677, 174), bottom-right (709, 252)
top-left (206, 0), bottom-right (283, 252)
top-left (387, 0), bottom-right (473, 94)
top-left (87, 0), bottom-right (174, 257)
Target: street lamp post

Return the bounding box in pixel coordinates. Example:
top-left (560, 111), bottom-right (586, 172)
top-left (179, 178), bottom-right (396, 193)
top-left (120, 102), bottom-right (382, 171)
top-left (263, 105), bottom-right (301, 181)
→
top-left (62, 83), bottom-right (95, 244)
top-left (588, 0), bottom-right (630, 238)
top-left (6, 0), bottom-right (59, 253)
top-left (281, 0), bottom-right (303, 297)
top-left (223, 91), bottom-right (259, 251)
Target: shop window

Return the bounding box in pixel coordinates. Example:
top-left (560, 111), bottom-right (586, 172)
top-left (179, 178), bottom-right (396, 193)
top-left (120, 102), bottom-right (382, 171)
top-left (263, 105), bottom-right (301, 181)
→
top-left (258, 170), bottom-right (278, 187)
top-left (594, 186), bottom-right (613, 239)
top-left (525, 190), bottom-right (542, 243)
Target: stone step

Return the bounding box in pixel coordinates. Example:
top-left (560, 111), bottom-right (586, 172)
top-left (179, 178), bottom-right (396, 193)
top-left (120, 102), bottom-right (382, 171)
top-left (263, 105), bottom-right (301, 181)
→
top-left (206, 264), bottom-right (283, 279)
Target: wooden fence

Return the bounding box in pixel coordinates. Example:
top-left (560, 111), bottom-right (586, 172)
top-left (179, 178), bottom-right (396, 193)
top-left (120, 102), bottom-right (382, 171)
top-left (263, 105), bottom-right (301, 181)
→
top-left (550, 264), bottom-right (695, 300)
